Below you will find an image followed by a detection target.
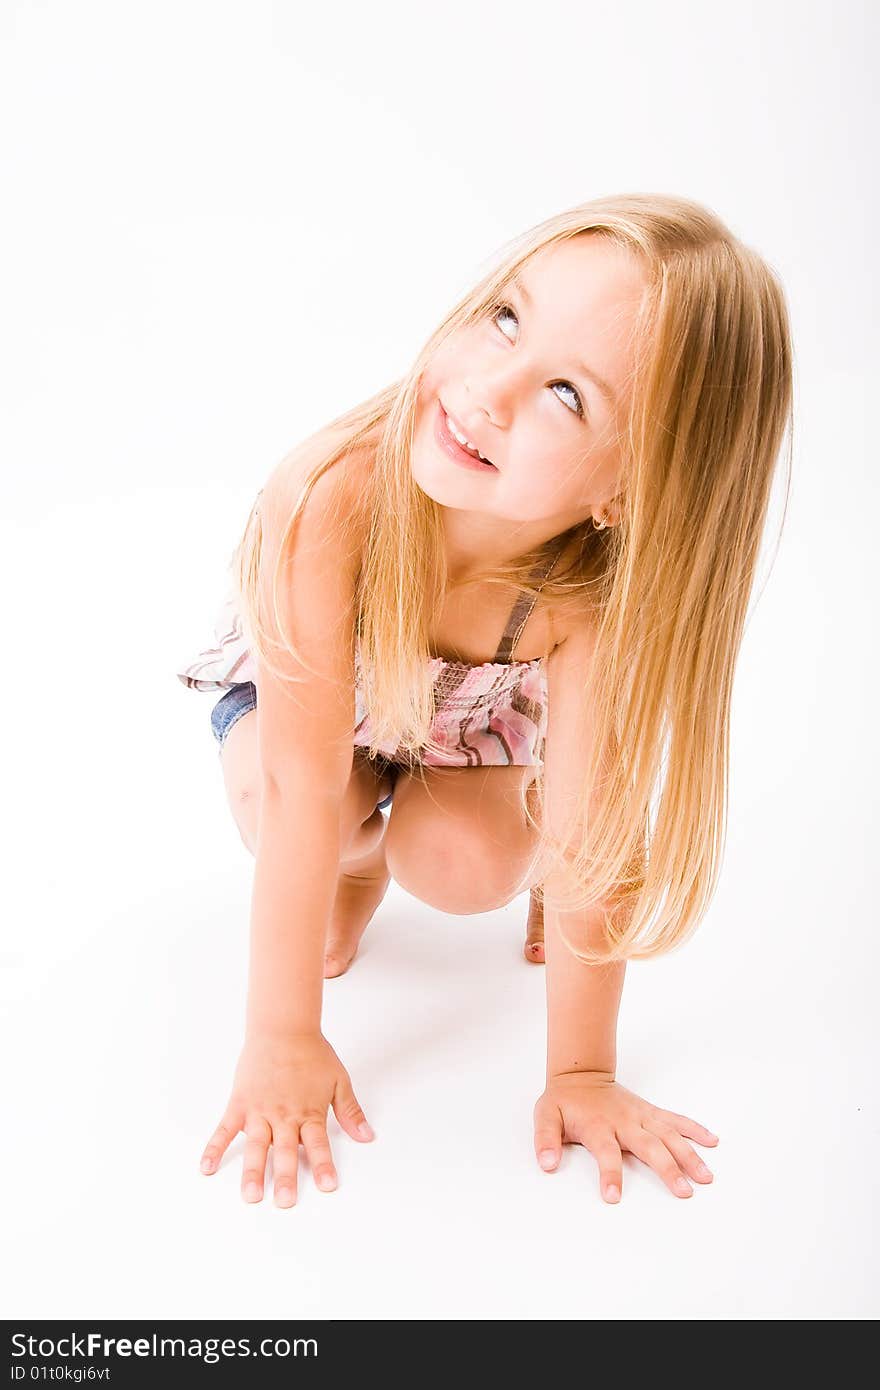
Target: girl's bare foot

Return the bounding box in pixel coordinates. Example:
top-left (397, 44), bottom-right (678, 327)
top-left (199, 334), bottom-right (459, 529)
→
top-left (524, 886), bottom-right (545, 964)
top-left (324, 810), bottom-right (391, 978)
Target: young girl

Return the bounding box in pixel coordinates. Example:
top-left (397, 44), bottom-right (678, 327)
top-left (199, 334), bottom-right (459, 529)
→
top-left (177, 192), bottom-right (793, 1209)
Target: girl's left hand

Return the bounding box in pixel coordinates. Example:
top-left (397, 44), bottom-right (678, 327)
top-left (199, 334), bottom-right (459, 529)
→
top-left (533, 1071), bottom-right (719, 1203)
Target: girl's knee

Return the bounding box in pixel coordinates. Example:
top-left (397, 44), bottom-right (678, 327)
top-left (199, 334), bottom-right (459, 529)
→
top-left (382, 765), bottom-right (536, 913)
top-left (384, 831), bottom-right (517, 915)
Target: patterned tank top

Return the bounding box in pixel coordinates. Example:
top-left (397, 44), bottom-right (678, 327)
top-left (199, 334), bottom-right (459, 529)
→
top-left (175, 535), bottom-right (567, 769)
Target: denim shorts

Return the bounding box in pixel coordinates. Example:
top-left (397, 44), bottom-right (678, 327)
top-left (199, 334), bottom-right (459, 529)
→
top-left (210, 681), bottom-right (258, 747)
top-left (210, 681), bottom-right (398, 812)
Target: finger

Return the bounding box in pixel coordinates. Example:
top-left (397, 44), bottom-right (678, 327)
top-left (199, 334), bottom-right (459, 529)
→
top-left (332, 1074), bottom-right (374, 1143)
top-left (642, 1118), bottom-right (714, 1185)
top-left (582, 1133), bottom-right (624, 1203)
top-left (241, 1116), bottom-right (272, 1203)
top-left (269, 1120), bottom-right (300, 1208)
top-left (200, 1105), bottom-right (243, 1175)
top-left (300, 1118), bottom-right (339, 1193)
top-left (625, 1127), bottom-right (693, 1199)
top-left (534, 1098), bottom-right (563, 1171)
top-left (664, 1112), bottom-right (719, 1146)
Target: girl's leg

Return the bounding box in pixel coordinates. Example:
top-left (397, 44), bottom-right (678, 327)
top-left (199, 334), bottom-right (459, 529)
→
top-left (219, 710), bottom-right (544, 967)
top-left (322, 806), bottom-right (392, 978)
top-left (383, 763), bottom-right (546, 964)
top-left (218, 709), bottom-right (391, 858)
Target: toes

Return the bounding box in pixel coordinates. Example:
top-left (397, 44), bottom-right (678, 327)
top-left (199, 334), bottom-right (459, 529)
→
top-left (525, 888), bottom-right (545, 963)
top-left (324, 950), bottom-right (354, 978)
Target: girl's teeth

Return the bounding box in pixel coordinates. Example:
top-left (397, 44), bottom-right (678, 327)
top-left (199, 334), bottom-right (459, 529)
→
top-left (445, 412), bottom-right (492, 463)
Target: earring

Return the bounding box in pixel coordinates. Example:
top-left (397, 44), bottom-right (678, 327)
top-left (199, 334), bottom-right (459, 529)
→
top-left (593, 511), bottom-right (609, 530)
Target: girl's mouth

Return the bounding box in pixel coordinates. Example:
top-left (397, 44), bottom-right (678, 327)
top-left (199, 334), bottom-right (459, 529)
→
top-left (434, 400), bottom-right (497, 473)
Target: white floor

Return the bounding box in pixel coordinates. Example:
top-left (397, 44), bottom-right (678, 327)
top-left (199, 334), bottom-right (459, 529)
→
top-left (3, 0), bottom-right (877, 1325)
top-left (2, 477), bottom-right (877, 1321)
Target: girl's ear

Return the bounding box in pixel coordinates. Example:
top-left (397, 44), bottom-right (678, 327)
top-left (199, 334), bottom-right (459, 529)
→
top-left (593, 495), bottom-right (623, 529)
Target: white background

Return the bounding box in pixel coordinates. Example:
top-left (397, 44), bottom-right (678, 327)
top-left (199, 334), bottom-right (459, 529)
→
top-left (2, 0), bottom-right (877, 1321)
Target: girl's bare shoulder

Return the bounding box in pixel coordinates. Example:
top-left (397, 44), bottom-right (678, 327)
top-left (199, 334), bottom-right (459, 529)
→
top-left (261, 422), bottom-right (377, 556)
top-left (544, 534), bottom-right (599, 653)
top-left (248, 424), bottom-right (378, 781)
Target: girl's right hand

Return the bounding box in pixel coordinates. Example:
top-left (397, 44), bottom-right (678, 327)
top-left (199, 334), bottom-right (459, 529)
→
top-left (198, 1031), bottom-right (375, 1207)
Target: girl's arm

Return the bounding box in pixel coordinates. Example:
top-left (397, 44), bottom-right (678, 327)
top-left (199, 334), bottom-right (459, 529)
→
top-left (534, 623), bottom-right (718, 1202)
top-left (541, 620), bottom-right (625, 1078)
top-left (543, 902), bottom-right (625, 1081)
top-left (199, 453), bottom-right (376, 1203)
top-left (245, 454), bottom-right (363, 1035)
top-left (245, 782), bottom-right (344, 1038)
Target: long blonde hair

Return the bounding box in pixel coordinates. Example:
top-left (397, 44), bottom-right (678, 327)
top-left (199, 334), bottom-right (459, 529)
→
top-left (231, 192), bottom-right (794, 964)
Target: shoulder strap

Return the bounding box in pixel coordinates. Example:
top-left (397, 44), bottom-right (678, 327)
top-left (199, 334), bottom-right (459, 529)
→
top-left (492, 535), bottom-right (569, 663)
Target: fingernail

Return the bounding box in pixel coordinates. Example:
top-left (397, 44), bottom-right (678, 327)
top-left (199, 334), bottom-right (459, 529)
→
top-left (539, 1150), bottom-right (558, 1170)
top-left (675, 1176), bottom-right (692, 1196)
top-left (696, 1162), bottom-right (712, 1179)
top-left (244, 1181), bottom-right (262, 1202)
top-left (358, 1121), bottom-right (374, 1140)
top-left (200, 1158), bottom-right (214, 1174)
top-left (605, 1184), bottom-right (620, 1202)
top-left (275, 1187), bottom-right (295, 1207)
top-left (317, 1172), bottom-right (337, 1192)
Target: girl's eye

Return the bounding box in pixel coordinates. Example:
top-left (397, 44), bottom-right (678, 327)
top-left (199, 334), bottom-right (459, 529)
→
top-left (489, 303), bottom-right (585, 419)
top-left (492, 302), bottom-right (519, 342)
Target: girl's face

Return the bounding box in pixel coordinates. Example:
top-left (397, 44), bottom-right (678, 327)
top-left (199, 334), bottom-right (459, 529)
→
top-left (412, 234), bottom-right (648, 532)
